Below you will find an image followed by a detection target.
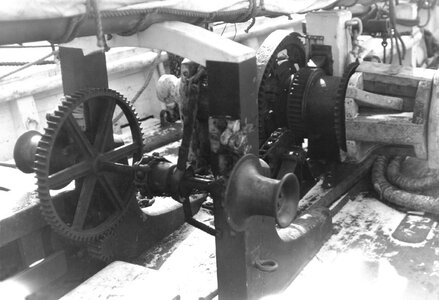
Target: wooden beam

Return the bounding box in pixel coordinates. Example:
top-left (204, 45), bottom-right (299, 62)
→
top-left (358, 61), bottom-right (436, 86)
top-left (428, 72), bottom-right (439, 168)
top-left (0, 251), bottom-right (67, 298)
top-left (346, 115), bottom-right (426, 158)
top-left (346, 87), bottom-right (404, 111)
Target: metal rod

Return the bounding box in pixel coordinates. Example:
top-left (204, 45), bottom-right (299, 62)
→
top-left (199, 289), bottom-right (219, 300)
top-left (187, 218), bottom-right (216, 236)
top-left (99, 161), bottom-right (135, 173)
top-left (182, 195), bottom-right (216, 236)
top-left (183, 176), bottom-right (213, 192)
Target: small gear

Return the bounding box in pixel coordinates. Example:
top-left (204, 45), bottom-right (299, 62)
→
top-left (35, 88), bottom-right (144, 242)
top-left (334, 62), bottom-right (359, 151)
top-left (287, 67), bottom-right (325, 140)
top-left (257, 31), bottom-right (306, 145)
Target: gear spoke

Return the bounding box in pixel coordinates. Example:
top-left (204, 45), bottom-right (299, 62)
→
top-left (48, 160), bottom-right (91, 189)
top-left (101, 142), bottom-right (139, 162)
top-left (93, 99), bottom-right (116, 152)
top-left (72, 175), bottom-right (97, 230)
top-left (98, 174), bottom-right (126, 211)
top-left (65, 115), bottom-right (96, 157)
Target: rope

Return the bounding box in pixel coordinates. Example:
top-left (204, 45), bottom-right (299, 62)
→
top-left (103, 5), bottom-right (258, 36)
top-left (244, 0), bottom-right (258, 33)
top-left (0, 45), bottom-right (53, 48)
top-left (372, 155), bottom-right (439, 214)
top-left (113, 51), bottom-right (163, 124)
top-left (0, 50), bottom-right (58, 81)
top-left (0, 61), bottom-right (55, 66)
top-left (52, 14), bottom-right (87, 44)
top-left (87, 0), bottom-right (109, 51)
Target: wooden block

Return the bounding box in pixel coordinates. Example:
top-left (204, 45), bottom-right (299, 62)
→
top-left (348, 72), bottom-right (363, 89)
top-left (347, 87), bottom-right (404, 111)
top-left (345, 98), bottom-right (359, 119)
top-left (346, 116), bottom-right (426, 158)
top-left (358, 61), bottom-right (436, 86)
top-left (363, 78), bottom-right (418, 99)
top-left (0, 201), bottom-right (47, 248)
top-left (428, 72), bottom-right (439, 168)
top-left (345, 72), bottom-right (362, 119)
top-left (412, 80), bottom-right (432, 124)
top-left (0, 251), bottom-right (67, 298)
top-left (18, 231), bottom-right (45, 267)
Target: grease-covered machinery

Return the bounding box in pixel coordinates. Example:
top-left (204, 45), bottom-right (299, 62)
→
top-left (7, 0), bottom-right (439, 298)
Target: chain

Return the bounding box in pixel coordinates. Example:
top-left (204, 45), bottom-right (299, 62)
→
top-left (259, 128), bottom-right (288, 160)
top-left (382, 37), bottom-right (388, 63)
top-left (347, 17), bottom-right (363, 63)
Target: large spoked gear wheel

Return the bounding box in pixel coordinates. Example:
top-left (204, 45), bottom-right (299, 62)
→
top-left (257, 30), bottom-right (306, 145)
top-left (334, 62), bottom-right (359, 151)
top-left (35, 88), bottom-right (143, 242)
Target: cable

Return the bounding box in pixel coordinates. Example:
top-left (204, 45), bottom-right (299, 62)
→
top-left (388, 0), bottom-right (405, 64)
top-left (0, 50), bottom-right (58, 81)
top-left (0, 61), bottom-right (55, 66)
top-left (113, 51), bottom-right (163, 124)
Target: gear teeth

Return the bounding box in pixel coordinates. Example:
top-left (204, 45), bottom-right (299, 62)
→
top-left (287, 69), bottom-right (309, 138)
top-left (61, 100), bottom-right (73, 107)
top-left (47, 114), bottom-right (61, 122)
top-left (54, 110), bottom-right (64, 117)
top-left (86, 231), bottom-right (116, 263)
top-left (44, 127), bottom-right (55, 133)
top-left (34, 153), bottom-right (47, 159)
top-left (34, 162), bottom-right (46, 168)
top-left (47, 120), bottom-right (59, 127)
top-left (58, 106), bottom-right (70, 112)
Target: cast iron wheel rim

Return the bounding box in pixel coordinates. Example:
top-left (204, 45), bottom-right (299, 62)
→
top-left (257, 31), bottom-right (306, 146)
top-left (287, 67), bottom-right (325, 139)
top-left (334, 62), bottom-right (359, 151)
top-left (35, 88), bottom-right (143, 242)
